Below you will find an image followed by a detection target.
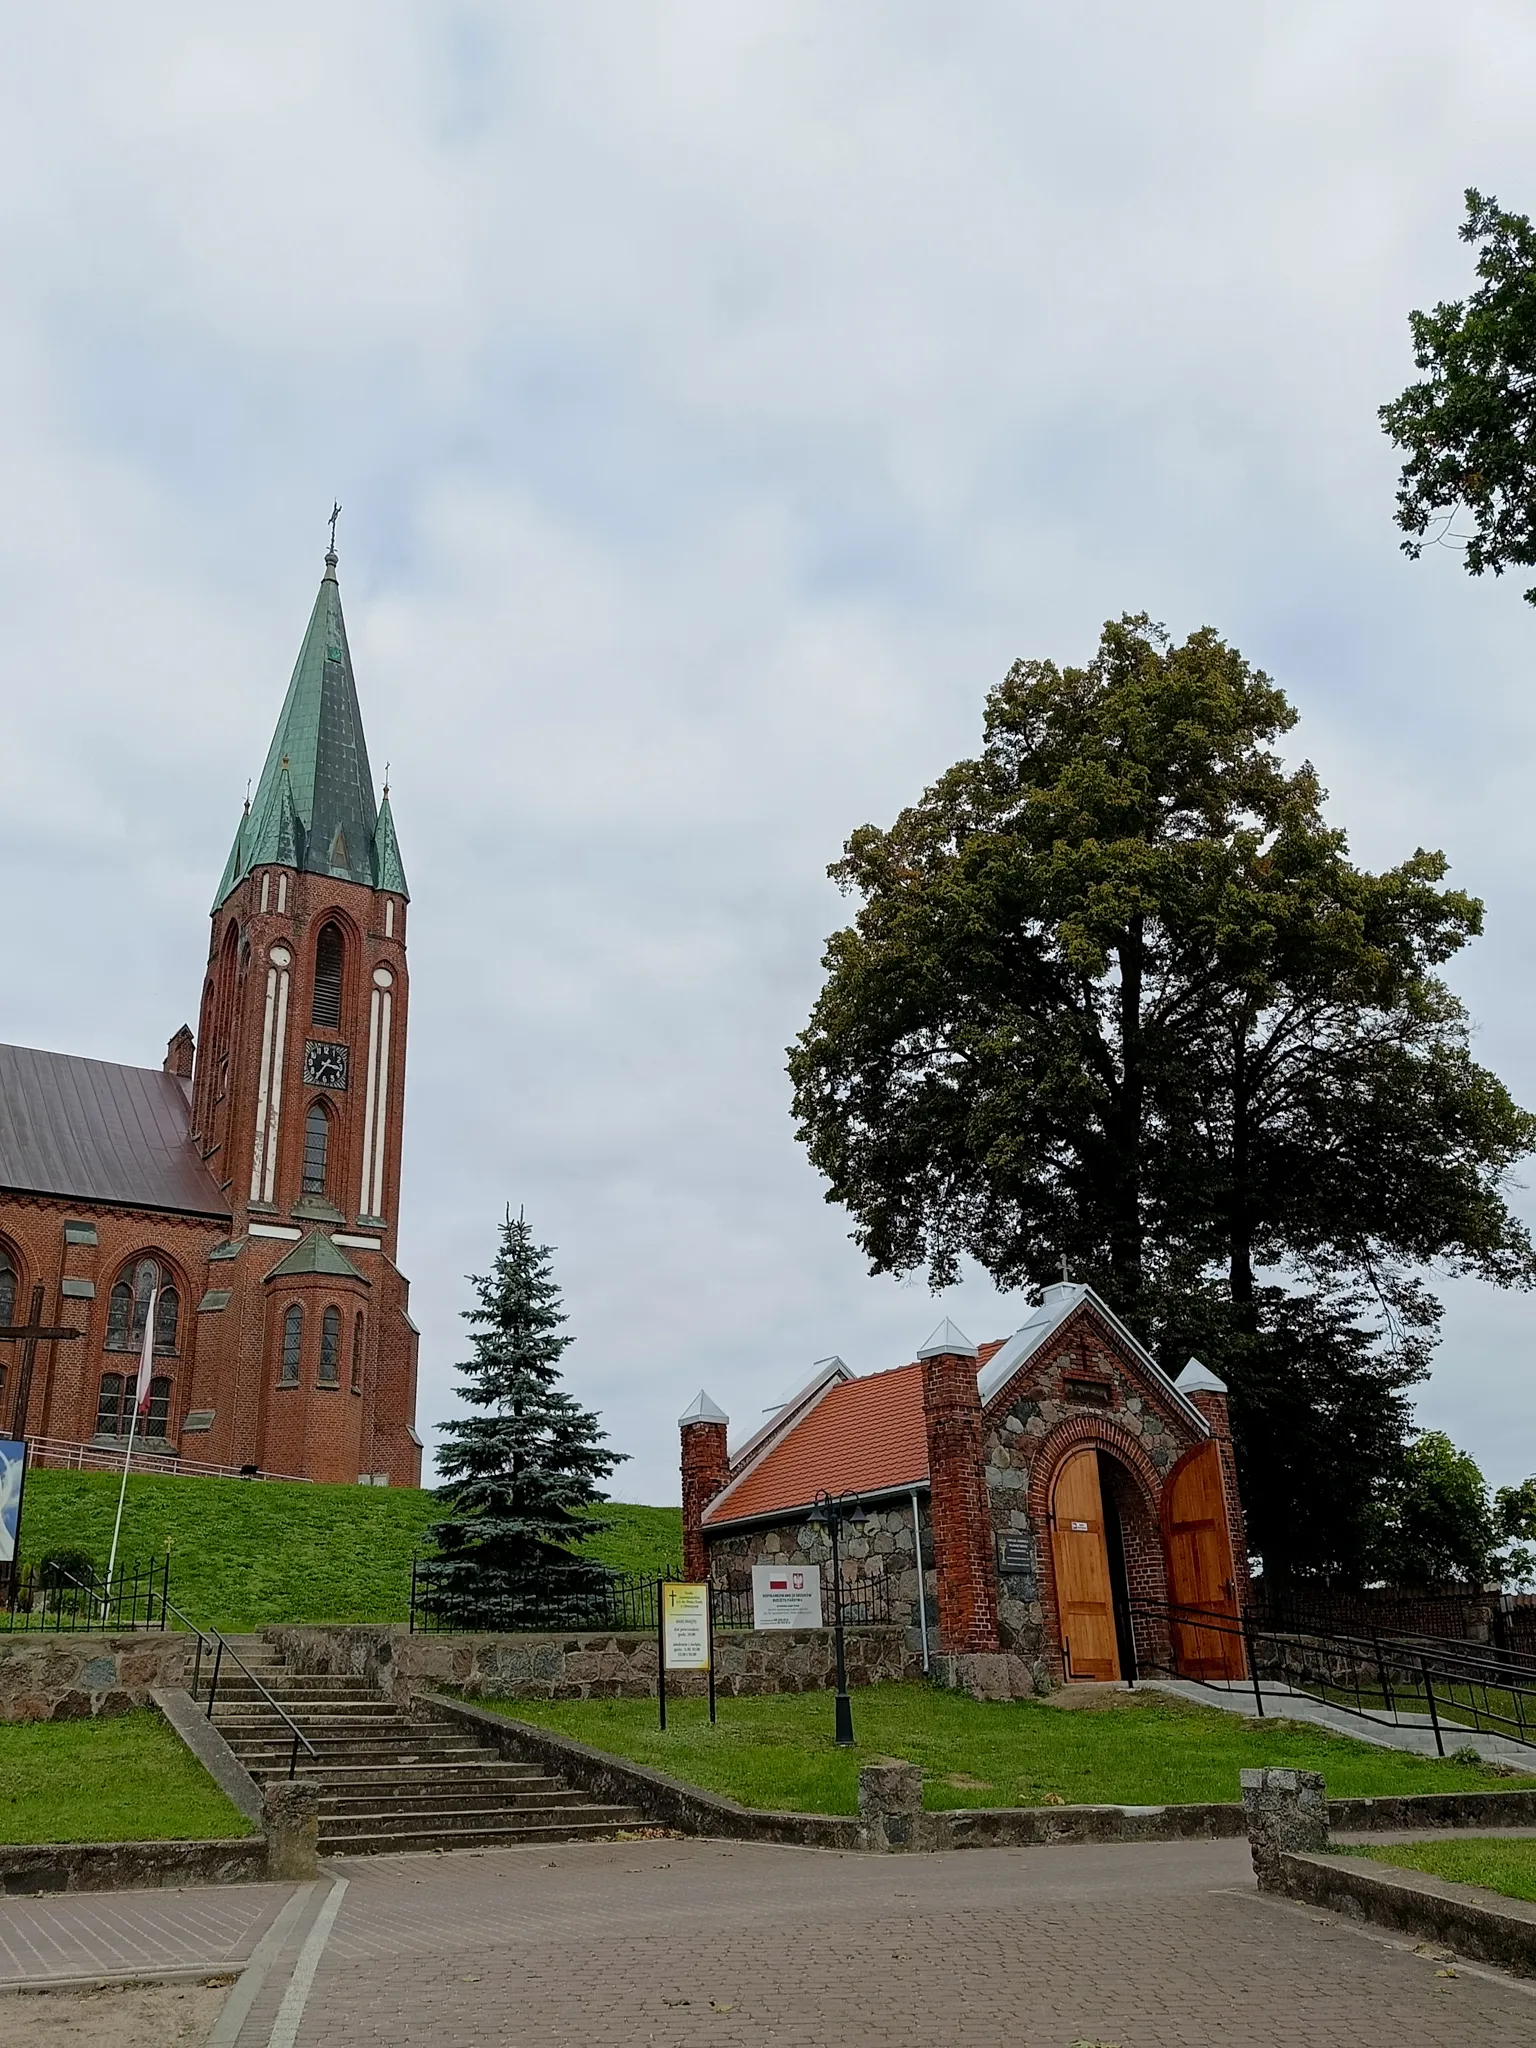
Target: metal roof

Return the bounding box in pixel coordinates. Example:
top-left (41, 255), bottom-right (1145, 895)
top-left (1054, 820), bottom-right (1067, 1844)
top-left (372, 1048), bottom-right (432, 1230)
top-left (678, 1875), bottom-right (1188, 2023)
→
top-left (214, 549), bottom-right (407, 908)
top-left (0, 1044), bottom-right (230, 1219)
top-left (978, 1281), bottom-right (1208, 1433)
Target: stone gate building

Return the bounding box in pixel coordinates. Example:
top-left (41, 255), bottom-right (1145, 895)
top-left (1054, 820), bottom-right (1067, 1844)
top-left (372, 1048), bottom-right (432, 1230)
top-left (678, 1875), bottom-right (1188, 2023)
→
top-left (681, 1283), bottom-right (1250, 1687)
top-left (0, 540), bottom-right (422, 1485)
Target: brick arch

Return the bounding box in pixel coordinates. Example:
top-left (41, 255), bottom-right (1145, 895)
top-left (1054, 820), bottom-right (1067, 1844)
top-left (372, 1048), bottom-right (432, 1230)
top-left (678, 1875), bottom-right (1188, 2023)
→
top-left (1028, 1416), bottom-right (1171, 1683)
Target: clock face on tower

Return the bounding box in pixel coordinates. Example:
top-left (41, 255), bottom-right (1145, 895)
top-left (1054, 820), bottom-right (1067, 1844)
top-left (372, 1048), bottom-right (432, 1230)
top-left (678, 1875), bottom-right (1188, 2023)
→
top-left (303, 1040), bottom-right (350, 1091)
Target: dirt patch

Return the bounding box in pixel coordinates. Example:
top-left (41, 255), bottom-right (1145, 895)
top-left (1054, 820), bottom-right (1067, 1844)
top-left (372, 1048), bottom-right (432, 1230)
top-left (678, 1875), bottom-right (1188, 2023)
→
top-left (0, 1978), bottom-right (231, 2047)
top-left (1039, 1684), bottom-right (1157, 1714)
top-left (942, 1773), bottom-right (995, 1790)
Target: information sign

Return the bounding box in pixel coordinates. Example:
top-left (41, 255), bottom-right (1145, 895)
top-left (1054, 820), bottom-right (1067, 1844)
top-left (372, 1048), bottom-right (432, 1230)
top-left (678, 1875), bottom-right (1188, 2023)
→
top-left (661, 1581), bottom-right (712, 1670)
top-left (751, 1562), bottom-right (822, 1630)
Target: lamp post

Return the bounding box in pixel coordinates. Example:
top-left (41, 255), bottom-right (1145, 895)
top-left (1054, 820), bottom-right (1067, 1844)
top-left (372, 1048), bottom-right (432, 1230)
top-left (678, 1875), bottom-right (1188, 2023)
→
top-left (810, 1489), bottom-right (862, 1747)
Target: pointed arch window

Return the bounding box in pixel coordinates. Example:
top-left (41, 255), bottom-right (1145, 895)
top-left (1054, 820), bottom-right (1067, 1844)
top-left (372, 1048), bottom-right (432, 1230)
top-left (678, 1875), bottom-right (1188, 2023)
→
top-left (279, 1305), bottom-right (303, 1385)
top-left (312, 923), bottom-right (344, 1028)
top-left (104, 1258), bottom-right (179, 1354)
top-left (319, 1306), bottom-right (341, 1386)
top-left (302, 1102), bottom-right (331, 1195)
top-left (0, 1247), bottom-right (15, 1329)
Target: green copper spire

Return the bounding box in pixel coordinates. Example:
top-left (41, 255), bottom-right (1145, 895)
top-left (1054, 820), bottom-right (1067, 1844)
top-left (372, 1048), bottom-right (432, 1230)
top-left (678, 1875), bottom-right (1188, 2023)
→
top-left (372, 790), bottom-right (409, 897)
top-left (214, 543), bottom-right (407, 908)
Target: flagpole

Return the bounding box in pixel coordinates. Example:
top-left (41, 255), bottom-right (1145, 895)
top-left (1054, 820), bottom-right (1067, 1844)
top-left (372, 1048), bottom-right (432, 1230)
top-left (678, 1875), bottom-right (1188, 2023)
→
top-left (104, 1290), bottom-right (155, 1623)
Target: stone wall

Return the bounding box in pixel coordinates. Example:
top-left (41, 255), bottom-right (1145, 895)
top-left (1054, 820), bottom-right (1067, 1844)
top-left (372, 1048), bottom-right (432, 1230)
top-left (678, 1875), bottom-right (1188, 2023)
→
top-left (0, 1631), bottom-right (193, 1722)
top-left (263, 1622), bottom-right (921, 1700)
top-left (705, 1500), bottom-right (936, 1650)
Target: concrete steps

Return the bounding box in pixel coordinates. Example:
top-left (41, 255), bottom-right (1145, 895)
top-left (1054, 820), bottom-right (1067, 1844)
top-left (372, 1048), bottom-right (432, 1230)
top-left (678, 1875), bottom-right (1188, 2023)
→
top-left (202, 1639), bottom-right (641, 1853)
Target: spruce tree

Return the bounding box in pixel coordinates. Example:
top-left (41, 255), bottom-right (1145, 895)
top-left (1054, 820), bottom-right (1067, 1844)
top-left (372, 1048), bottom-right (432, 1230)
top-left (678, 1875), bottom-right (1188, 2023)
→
top-left (427, 1209), bottom-right (625, 1618)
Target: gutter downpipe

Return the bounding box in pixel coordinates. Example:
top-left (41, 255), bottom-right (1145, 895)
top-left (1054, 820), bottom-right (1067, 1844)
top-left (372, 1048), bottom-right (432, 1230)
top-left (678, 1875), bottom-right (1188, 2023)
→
top-left (910, 1489), bottom-right (930, 1672)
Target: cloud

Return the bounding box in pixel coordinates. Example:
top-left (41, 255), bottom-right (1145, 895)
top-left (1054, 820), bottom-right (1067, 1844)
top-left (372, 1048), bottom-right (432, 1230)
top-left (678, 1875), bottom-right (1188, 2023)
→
top-left (3, 2), bottom-right (1536, 1500)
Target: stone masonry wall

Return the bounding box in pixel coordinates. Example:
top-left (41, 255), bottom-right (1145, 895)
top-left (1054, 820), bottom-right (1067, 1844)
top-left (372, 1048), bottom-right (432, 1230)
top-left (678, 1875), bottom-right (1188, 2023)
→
top-left (0, 1631), bottom-right (194, 1722)
top-left (265, 1622), bottom-right (921, 1701)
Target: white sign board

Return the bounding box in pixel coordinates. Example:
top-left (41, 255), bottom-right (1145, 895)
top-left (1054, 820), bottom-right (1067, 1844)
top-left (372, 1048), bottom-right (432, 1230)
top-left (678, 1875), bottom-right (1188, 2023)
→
top-left (661, 1582), bottom-right (711, 1670)
top-left (751, 1562), bottom-right (822, 1630)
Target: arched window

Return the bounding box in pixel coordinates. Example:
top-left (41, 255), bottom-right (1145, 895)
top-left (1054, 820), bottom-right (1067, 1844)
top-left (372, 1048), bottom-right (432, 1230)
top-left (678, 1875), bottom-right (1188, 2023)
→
top-left (312, 923), bottom-right (344, 1028)
top-left (0, 1247), bottom-right (15, 1328)
top-left (104, 1258), bottom-right (179, 1354)
top-left (302, 1102), bottom-right (331, 1195)
top-left (350, 1312), bottom-right (364, 1394)
top-left (318, 1307), bottom-right (341, 1385)
top-left (96, 1373), bottom-right (125, 1436)
top-left (279, 1305), bottom-right (303, 1385)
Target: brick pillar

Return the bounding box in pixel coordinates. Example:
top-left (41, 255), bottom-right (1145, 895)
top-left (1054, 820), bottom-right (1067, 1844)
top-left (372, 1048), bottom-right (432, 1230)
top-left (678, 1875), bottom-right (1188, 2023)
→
top-left (679, 1392), bottom-right (731, 1583)
top-left (1177, 1361), bottom-right (1253, 1615)
top-left (919, 1322), bottom-right (999, 1653)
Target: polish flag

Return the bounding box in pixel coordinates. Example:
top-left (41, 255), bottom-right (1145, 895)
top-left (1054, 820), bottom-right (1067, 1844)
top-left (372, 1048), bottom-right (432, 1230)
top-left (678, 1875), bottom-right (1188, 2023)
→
top-left (134, 1291), bottom-right (158, 1419)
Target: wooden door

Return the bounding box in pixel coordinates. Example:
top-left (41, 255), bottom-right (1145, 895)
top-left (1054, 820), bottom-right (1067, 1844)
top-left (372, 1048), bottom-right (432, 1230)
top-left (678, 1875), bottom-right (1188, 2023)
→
top-left (1164, 1442), bottom-right (1246, 1680)
top-left (1050, 1448), bottom-right (1120, 1680)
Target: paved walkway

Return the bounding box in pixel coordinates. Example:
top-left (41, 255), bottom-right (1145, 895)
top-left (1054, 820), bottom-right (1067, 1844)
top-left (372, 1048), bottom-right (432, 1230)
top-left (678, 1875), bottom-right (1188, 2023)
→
top-left (6, 1837), bottom-right (1533, 2045)
top-left (1144, 1678), bottom-right (1536, 1765)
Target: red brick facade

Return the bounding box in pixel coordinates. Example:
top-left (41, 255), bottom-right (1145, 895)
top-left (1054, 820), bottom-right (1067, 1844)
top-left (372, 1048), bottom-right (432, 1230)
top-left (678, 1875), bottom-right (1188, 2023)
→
top-left (680, 1417), bottom-right (731, 1580)
top-left (920, 1349), bottom-right (1000, 1654)
top-left (0, 866), bottom-right (421, 1485)
top-left (0, 564), bottom-right (421, 1487)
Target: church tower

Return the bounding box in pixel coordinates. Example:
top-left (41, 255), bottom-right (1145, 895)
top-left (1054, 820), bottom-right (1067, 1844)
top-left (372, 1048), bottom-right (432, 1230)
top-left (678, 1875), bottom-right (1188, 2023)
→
top-left (188, 539), bottom-right (420, 1484)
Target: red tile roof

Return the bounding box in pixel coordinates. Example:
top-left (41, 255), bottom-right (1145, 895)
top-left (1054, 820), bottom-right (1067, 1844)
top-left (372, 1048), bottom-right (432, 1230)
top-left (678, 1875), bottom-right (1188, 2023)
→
top-left (702, 1340), bottom-right (1008, 1529)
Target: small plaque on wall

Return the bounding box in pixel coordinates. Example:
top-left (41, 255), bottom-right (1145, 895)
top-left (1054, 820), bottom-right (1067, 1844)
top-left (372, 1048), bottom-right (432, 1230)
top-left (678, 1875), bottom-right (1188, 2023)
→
top-left (183, 1411), bottom-right (216, 1433)
top-left (999, 1533), bottom-right (1035, 1576)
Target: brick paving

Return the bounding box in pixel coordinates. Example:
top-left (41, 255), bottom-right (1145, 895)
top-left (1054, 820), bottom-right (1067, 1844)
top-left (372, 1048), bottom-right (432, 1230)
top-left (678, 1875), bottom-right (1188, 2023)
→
top-left (0, 1882), bottom-right (293, 1988)
top-left (5, 1838), bottom-right (1533, 2043)
top-left (287, 1837), bottom-right (1532, 2045)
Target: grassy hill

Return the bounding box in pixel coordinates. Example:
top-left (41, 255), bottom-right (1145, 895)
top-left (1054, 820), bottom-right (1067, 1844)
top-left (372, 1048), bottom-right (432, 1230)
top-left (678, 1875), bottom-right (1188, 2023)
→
top-left (17, 1468), bottom-right (681, 1633)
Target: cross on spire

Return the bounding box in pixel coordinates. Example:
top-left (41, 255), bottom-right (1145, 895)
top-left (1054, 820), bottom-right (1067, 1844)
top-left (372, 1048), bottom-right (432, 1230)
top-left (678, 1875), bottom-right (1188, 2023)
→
top-left (327, 501), bottom-right (342, 555)
top-left (1, 1285), bottom-right (83, 1437)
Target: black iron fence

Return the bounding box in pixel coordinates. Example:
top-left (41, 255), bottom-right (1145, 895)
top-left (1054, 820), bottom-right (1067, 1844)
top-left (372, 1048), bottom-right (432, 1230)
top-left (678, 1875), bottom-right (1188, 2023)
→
top-left (410, 1559), bottom-right (900, 1635)
top-left (1129, 1597), bottom-right (1536, 1755)
top-left (0, 1557), bottom-right (172, 1633)
top-left (410, 1561), bottom-right (680, 1635)
top-left (1251, 1582), bottom-right (1536, 1660)
top-left (708, 1571), bottom-right (898, 1630)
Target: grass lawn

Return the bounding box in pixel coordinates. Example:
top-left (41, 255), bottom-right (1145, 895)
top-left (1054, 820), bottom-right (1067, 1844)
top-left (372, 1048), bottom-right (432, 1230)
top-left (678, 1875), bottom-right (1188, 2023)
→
top-left (1353, 1836), bottom-right (1536, 1904)
top-left (19, 1469), bottom-right (681, 1631)
top-left (477, 1682), bottom-right (1536, 1815)
top-left (0, 1711), bottom-right (255, 1843)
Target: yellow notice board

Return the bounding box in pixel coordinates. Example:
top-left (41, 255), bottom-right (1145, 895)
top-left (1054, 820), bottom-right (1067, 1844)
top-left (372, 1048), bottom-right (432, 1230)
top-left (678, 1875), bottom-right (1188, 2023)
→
top-left (661, 1581), bottom-right (711, 1670)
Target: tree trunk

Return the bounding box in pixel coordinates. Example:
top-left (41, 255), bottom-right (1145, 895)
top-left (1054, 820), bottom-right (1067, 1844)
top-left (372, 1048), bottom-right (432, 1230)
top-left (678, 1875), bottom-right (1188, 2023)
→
top-left (1110, 918), bottom-right (1146, 1301)
top-left (1228, 1023), bottom-right (1259, 1336)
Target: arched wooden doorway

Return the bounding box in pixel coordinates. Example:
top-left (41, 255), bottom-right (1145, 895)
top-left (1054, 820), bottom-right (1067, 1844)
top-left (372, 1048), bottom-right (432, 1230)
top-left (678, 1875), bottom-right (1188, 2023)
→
top-left (1049, 1446), bottom-right (1120, 1680)
top-left (1163, 1441), bottom-right (1246, 1679)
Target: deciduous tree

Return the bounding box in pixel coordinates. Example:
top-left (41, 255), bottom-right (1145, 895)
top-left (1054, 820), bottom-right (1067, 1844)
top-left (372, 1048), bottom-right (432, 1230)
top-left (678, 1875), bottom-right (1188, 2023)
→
top-left (789, 617), bottom-right (1536, 1576)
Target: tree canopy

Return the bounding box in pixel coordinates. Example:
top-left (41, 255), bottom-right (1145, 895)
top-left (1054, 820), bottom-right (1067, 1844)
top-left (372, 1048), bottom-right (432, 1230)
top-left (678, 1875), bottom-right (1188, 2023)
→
top-left (428, 1209), bottom-right (624, 1607)
top-left (789, 617), bottom-right (1536, 1578)
top-left (1381, 189), bottom-right (1536, 603)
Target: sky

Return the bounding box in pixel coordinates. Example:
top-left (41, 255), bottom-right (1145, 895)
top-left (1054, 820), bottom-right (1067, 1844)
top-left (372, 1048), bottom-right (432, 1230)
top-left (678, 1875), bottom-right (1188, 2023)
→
top-left (3, 3), bottom-right (1536, 1505)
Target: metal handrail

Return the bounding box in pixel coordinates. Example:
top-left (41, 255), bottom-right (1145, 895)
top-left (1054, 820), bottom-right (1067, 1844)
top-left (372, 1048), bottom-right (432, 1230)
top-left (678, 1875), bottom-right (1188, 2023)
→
top-left (165, 1597), bottom-right (318, 1781)
top-left (1129, 1596), bottom-right (1536, 1757)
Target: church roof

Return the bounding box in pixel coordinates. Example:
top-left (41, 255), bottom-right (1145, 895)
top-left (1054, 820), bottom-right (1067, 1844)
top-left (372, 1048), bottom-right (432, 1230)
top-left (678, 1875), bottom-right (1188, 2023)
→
top-left (0, 1043), bottom-right (230, 1220)
top-left (701, 1363), bottom-right (933, 1528)
top-left (265, 1230), bottom-right (367, 1280)
top-left (215, 549), bottom-right (407, 908)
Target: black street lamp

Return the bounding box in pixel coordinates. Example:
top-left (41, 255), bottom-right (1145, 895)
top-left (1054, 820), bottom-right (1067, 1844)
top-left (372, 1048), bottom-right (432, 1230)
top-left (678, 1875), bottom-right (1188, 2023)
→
top-left (809, 1488), bottom-right (862, 1747)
